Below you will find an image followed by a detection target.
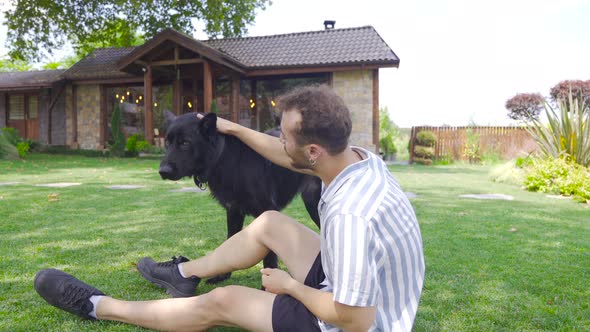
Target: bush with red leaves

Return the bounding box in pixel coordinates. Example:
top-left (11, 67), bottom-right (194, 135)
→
top-left (505, 93), bottom-right (545, 121)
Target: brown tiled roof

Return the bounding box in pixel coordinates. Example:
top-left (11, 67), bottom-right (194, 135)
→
top-left (0, 69), bottom-right (66, 89)
top-left (203, 26), bottom-right (399, 68)
top-left (61, 47), bottom-right (138, 80)
top-left (0, 26), bottom-right (398, 86)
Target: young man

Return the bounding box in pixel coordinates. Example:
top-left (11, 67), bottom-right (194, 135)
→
top-left (35, 85), bottom-right (425, 331)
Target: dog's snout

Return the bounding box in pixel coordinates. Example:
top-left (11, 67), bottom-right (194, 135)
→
top-left (159, 164), bottom-right (174, 179)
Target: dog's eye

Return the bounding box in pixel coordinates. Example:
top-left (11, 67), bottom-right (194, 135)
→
top-left (181, 140), bottom-right (190, 146)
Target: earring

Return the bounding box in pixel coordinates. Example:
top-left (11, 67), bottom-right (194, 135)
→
top-left (309, 158), bottom-right (316, 167)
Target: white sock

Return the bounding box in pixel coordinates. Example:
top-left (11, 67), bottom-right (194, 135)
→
top-left (177, 262), bottom-right (188, 278)
top-left (88, 295), bottom-right (105, 319)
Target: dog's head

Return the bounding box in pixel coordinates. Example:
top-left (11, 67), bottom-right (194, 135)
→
top-left (159, 111), bottom-right (221, 181)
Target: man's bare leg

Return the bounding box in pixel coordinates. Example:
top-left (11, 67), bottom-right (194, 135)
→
top-left (182, 210), bottom-right (320, 283)
top-left (97, 285), bottom-right (276, 332)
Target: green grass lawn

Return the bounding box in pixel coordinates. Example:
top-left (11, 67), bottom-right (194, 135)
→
top-left (1, 154), bottom-right (588, 331)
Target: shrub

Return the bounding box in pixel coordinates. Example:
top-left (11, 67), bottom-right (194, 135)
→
top-left (1, 127), bottom-right (21, 146)
top-left (413, 157), bottom-right (433, 165)
top-left (515, 156), bottom-right (534, 168)
top-left (379, 133), bottom-right (397, 158)
top-left (526, 92), bottom-right (590, 167)
top-left (434, 154), bottom-right (453, 165)
top-left (379, 109), bottom-right (400, 159)
top-left (416, 131), bottom-right (436, 147)
top-left (0, 132), bottom-right (19, 160)
top-left (125, 133), bottom-right (149, 157)
top-left (489, 161), bottom-right (526, 186)
top-left (414, 146), bottom-right (434, 159)
top-left (523, 157), bottom-right (590, 202)
top-left (412, 130), bottom-right (437, 165)
top-left (549, 80), bottom-right (590, 107)
top-left (505, 92), bottom-right (544, 122)
top-left (42, 146), bottom-right (111, 157)
top-left (463, 128), bottom-right (481, 164)
top-left (16, 141), bottom-right (30, 158)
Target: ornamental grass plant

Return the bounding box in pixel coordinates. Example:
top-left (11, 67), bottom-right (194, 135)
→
top-left (526, 92), bottom-right (590, 167)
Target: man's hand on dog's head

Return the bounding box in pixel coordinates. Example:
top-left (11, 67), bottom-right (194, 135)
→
top-left (196, 112), bottom-right (236, 135)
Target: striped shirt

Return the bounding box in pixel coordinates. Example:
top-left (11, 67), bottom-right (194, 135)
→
top-left (317, 147), bottom-right (425, 332)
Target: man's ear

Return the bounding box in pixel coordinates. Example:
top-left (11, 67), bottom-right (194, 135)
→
top-left (164, 111), bottom-right (177, 125)
top-left (308, 144), bottom-right (323, 162)
top-left (198, 113), bottom-right (217, 141)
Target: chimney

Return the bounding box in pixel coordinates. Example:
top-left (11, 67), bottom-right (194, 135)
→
top-left (323, 20), bottom-right (336, 30)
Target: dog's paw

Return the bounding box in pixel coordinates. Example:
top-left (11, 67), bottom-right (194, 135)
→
top-left (206, 273), bottom-right (232, 284)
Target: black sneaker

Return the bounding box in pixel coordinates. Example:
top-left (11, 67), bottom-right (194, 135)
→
top-left (34, 269), bottom-right (105, 320)
top-left (137, 256), bottom-right (200, 298)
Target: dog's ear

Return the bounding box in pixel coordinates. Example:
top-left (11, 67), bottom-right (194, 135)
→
top-left (164, 111), bottom-right (177, 125)
top-left (198, 113), bottom-right (217, 141)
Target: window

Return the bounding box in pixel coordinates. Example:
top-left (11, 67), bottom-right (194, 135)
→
top-left (28, 95), bottom-right (38, 119)
top-left (8, 95), bottom-right (24, 120)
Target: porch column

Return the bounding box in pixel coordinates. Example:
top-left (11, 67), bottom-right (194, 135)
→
top-left (99, 85), bottom-right (106, 148)
top-left (173, 71), bottom-right (182, 115)
top-left (72, 85), bottom-right (78, 148)
top-left (230, 75), bottom-right (240, 122)
top-left (373, 69), bottom-right (379, 154)
top-left (203, 60), bottom-right (212, 112)
top-left (144, 65), bottom-right (154, 143)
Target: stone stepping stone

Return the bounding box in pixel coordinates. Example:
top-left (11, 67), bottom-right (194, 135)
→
top-left (546, 194), bottom-right (570, 200)
top-left (35, 182), bottom-right (82, 188)
top-left (0, 182), bottom-right (20, 186)
top-left (106, 185), bottom-right (146, 190)
top-left (170, 187), bottom-right (207, 193)
top-left (404, 192), bottom-right (417, 199)
top-left (459, 193), bottom-right (514, 201)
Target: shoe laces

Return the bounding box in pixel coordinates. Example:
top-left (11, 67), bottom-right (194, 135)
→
top-left (158, 256), bottom-right (185, 267)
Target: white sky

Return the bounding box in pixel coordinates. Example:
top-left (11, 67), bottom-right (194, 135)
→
top-left (2, 0), bottom-right (590, 127)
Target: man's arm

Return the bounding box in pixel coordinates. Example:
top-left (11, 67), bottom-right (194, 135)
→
top-left (214, 116), bottom-right (314, 175)
top-left (261, 268), bottom-right (376, 331)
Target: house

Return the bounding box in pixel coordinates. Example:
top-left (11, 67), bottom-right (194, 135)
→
top-left (0, 23), bottom-right (399, 152)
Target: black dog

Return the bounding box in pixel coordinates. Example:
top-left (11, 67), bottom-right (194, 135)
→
top-left (159, 111), bottom-right (321, 284)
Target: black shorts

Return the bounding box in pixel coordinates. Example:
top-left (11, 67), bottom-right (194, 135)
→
top-left (271, 254), bottom-right (324, 332)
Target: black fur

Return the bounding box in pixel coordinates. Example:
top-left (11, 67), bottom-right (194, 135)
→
top-left (159, 112), bottom-right (321, 284)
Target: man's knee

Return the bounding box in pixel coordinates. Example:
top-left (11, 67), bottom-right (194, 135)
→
top-left (206, 286), bottom-right (241, 313)
top-left (252, 210), bottom-right (284, 235)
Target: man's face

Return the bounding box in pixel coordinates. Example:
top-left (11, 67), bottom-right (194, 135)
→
top-left (280, 110), bottom-right (312, 170)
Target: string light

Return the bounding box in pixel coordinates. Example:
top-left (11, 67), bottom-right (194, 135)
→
top-left (187, 101), bottom-right (193, 108)
top-left (126, 91), bottom-right (130, 96)
top-left (271, 100), bottom-right (276, 107)
top-left (139, 95), bottom-right (143, 100)
top-left (154, 102), bottom-right (158, 107)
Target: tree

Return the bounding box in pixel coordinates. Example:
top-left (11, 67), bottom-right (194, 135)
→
top-left (3, 0), bottom-right (271, 61)
top-left (505, 93), bottom-right (544, 122)
top-left (549, 80), bottom-right (590, 108)
top-left (379, 107), bottom-right (399, 159)
top-left (0, 57), bottom-right (32, 72)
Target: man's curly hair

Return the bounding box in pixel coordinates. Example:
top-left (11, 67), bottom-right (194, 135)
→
top-left (277, 85), bottom-right (351, 155)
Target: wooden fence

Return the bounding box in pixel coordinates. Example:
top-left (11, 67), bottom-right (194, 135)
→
top-left (409, 126), bottom-right (539, 162)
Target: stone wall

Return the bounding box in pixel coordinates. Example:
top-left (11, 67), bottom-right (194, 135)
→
top-left (332, 70), bottom-right (376, 152)
top-left (51, 89), bottom-right (67, 145)
top-left (76, 85), bottom-right (102, 149)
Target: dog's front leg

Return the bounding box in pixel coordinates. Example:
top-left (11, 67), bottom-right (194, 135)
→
top-left (205, 208), bottom-right (245, 284)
